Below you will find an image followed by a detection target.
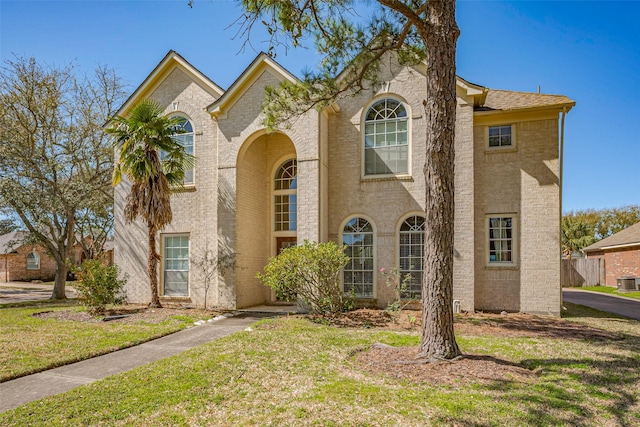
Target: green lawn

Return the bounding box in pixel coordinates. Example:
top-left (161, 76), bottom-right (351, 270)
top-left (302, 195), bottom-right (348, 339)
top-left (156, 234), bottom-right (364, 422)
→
top-left (577, 285), bottom-right (640, 300)
top-left (1, 303), bottom-right (639, 426)
top-left (0, 302), bottom-right (211, 382)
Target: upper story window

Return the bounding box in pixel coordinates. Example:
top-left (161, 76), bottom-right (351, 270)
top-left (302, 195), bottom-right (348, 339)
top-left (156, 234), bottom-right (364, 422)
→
top-left (364, 99), bottom-right (409, 176)
top-left (488, 125), bottom-right (514, 149)
top-left (274, 159), bottom-right (297, 232)
top-left (26, 251), bottom-right (40, 270)
top-left (171, 117), bottom-right (194, 184)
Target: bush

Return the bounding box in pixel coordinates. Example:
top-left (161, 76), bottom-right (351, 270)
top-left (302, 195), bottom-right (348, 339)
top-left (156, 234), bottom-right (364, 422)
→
top-left (75, 260), bottom-right (127, 315)
top-left (256, 240), bottom-right (353, 315)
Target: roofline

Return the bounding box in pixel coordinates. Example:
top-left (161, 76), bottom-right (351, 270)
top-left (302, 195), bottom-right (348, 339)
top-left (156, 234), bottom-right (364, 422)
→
top-left (108, 50), bottom-right (224, 126)
top-left (584, 241), bottom-right (640, 252)
top-left (474, 100), bottom-right (576, 115)
top-left (207, 52), bottom-right (299, 116)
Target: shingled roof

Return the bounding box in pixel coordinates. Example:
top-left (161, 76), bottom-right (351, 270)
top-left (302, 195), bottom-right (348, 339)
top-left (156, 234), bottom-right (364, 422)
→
top-left (479, 89), bottom-right (575, 111)
top-left (0, 231), bottom-right (28, 255)
top-left (583, 222), bottom-right (640, 252)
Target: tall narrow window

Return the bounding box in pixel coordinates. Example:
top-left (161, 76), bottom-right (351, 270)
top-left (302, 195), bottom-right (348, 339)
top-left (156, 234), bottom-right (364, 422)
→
top-left (488, 217), bottom-right (514, 263)
top-left (274, 159), bottom-right (297, 232)
top-left (342, 217), bottom-right (374, 298)
top-left (163, 234), bottom-right (189, 296)
top-left (26, 252), bottom-right (40, 270)
top-left (364, 99), bottom-right (408, 175)
top-left (171, 117), bottom-right (194, 184)
top-left (399, 215), bottom-right (425, 299)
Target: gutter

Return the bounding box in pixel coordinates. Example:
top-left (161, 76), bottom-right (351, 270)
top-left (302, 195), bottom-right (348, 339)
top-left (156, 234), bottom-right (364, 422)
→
top-left (559, 107), bottom-right (567, 304)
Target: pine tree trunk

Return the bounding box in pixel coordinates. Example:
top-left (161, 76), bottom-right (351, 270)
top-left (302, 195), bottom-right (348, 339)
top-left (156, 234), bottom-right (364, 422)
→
top-left (417, 0), bottom-right (462, 361)
top-left (148, 221), bottom-right (162, 308)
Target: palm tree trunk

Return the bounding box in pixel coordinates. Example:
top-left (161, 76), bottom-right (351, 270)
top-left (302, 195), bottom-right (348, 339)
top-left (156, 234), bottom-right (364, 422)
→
top-left (148, 221), bottom-right (162, 308)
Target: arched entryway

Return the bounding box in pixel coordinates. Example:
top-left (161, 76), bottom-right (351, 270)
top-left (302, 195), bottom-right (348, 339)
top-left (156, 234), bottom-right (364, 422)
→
top-left (235, 131), bottom-right (297, 308)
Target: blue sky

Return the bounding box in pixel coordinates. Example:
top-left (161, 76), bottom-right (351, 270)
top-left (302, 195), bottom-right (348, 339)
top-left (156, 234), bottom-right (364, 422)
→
top-left (1, 0), bottom-right (639, 213)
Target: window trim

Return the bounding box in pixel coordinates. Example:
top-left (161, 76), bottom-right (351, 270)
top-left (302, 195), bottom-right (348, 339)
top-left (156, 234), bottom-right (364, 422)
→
top-left (26, 251), bottom-right (40, 270)
top-left (272, 157), bottom-right (298, 235)
top-left (170, 114), bottom-right (195, 186)
top-left (486, 214), bottom-right (518, 267)
top-left (340, 214), bottom-right (377, 299)
top-left (361, 96), bottom-right (412, 179)
top-left (396, 212), bottom-right (425, 299)
top-left (161, 233), bottom-right (191, 297)
top-left (486, 124), bottom-right (516, 152)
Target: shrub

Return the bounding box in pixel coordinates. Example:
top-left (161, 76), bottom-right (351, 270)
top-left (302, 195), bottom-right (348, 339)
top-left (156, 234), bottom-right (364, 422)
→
top-left (256, 240), bottom-right (353, 315)
top-left (75, 260), bottom-right (127, 315)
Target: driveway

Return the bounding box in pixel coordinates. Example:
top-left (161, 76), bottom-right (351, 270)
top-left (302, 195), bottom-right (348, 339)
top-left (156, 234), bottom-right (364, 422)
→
top-left (563, 288), bottom-right (640, 321)
top-left (0, 282), bottom-right (76, 304)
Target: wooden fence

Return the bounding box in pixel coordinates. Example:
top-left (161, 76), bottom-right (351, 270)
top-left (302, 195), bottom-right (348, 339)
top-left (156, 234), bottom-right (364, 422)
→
top-left (562, 258), bottom-right (604, 287)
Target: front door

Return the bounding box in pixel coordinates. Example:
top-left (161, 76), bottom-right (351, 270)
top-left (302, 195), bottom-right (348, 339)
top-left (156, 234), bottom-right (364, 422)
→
top-left (276, 237), bottom-right (297, 255)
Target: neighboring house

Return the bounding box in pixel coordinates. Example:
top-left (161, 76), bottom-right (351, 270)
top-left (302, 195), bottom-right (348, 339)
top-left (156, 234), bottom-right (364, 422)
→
top-left (0, 231), bottom-right (114, 283)
top-left (0, 231), bottom-right (56, 282)
top-left (113, 50), bottom-right (575, 315)
top-left (583, 222), bottom-right (640, 287)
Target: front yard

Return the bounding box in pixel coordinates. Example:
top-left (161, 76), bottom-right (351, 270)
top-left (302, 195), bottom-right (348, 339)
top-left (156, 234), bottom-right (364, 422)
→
top-left (1, 303), bottom-right (639, 426)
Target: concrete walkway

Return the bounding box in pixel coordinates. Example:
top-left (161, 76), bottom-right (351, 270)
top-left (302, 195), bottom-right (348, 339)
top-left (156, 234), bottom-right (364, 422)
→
top-left (563, 288), bottom-right (640, 321)
top-left (0, 311), bottom-right (282, 413)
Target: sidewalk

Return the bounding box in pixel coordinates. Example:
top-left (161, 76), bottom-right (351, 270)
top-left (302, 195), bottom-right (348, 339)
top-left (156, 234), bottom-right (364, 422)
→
top-left (0, 311), bottom-right (281, 413)
top-left (0, 281), bottom-right (76, 304)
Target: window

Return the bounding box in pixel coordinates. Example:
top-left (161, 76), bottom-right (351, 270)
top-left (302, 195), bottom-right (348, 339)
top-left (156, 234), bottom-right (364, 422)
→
top-left (274, 159), bottom-right (297, 232)
top-left (488, 125), bottom-right (513, 148)
top-left (342, 217), bottom-right (374, 298)
top-left (26, 252), bottom-right (40, 270)
top-left (364, 99), bottom-right (408, 175)
top-left (399, 215), bottom-right (425, 299)
top-left (488, 216), bottom-right (515, 264)
top-left (163, 234), bottom-right (189, 296)
top-left (171, 117), bottom-right (194, 184)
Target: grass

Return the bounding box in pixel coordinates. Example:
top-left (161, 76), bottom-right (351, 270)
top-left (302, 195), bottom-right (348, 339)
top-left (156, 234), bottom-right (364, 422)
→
top-left (577, 285), bottom-right (640, 300)
top-left (0, 302), bottom-right (211, 382)
top-left (1, 303), bottom-right (639, 426)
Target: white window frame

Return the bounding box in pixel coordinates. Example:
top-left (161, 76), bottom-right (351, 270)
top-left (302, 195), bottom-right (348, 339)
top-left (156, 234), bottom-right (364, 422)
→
top-left (162, 233), bottom-right (190, 297)
top-left (273, 158), bottom-right (297, 233)
top-left (486, 214), bottom-right (518, 267)
top-left (341, 216), bottom-right (376, 299)
top-left (362, 97), bottom-right (411, 178)
top-left (397, 213), bottom-right (425, 299)
top-left (170, 115), bottom-right (195, 185)
top-left (26, 251), bottom-right (40, 270)
top-left (486, 124), bottom-right (516, 151)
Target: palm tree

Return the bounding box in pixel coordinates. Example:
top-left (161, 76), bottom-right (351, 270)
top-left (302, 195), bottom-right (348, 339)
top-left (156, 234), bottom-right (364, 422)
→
top-left (562, 216), bottom-right (596, 258)
top-left (108, 99), bottom-right (194, 307)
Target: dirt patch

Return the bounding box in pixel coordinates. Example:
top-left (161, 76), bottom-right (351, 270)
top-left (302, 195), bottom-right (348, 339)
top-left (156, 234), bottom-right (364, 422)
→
top-left (31, 305), bottom-right (218, 324)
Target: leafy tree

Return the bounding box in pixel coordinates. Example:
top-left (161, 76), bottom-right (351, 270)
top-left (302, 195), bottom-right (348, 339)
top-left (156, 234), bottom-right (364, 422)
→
top-left (561, 216), bottom-right (596, 257)
top-left (0, 56), bottom-right (125, 299)
top-left (0, 218), bottom-right (18, 236)
top-left (108, 99), bottom-right (195, 308)
top-left (233, 0), bottom-right (461, 360)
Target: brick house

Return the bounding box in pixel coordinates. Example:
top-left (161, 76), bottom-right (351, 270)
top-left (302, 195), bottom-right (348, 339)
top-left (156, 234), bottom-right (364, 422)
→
top-left (113, 50), bottom-right (574, 315)
top-left (583, 222), bottom-right (640, 287)
top-left (0, 231), bottom-right (57, 282)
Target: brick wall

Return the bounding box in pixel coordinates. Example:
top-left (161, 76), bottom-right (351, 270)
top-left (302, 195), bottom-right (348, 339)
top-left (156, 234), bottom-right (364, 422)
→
top-left (0, 244), bottom-right (57, 282)
top-left (591, 247), bottom-right (640, 287)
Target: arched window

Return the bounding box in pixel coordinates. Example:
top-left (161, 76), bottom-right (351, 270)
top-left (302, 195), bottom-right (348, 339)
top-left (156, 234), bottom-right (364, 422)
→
top-left (171, 117), bottom-right (194, 184)
top-left (26, 251), bottom-right (40, 270)
top-left (342, 217), bottom-right (374, 298)
top-left (274, 159), bottom-right (297, 231)
top-left (364, 98), bottom-right (408, 175)
top-left (399, 215), bottom-right (425, 299)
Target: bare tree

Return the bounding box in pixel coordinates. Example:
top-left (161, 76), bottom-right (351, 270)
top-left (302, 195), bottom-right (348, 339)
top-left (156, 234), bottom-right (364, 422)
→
top-left (0, 56), bottom-right (126, 299)
top-left (192, 240), bottom-right (236, 310)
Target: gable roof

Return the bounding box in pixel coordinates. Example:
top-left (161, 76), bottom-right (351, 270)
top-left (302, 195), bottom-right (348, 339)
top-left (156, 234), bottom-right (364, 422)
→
top-left (583, 221), bottom-right (640, 252)
top-left (112, 50), bottom-right (224, 121)
top-left (478, 89), bottom-right (575, 113)
top-left (0, 231), bottom-right (28, 254)
top-left (206, 52), bottom-right (298, 117)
